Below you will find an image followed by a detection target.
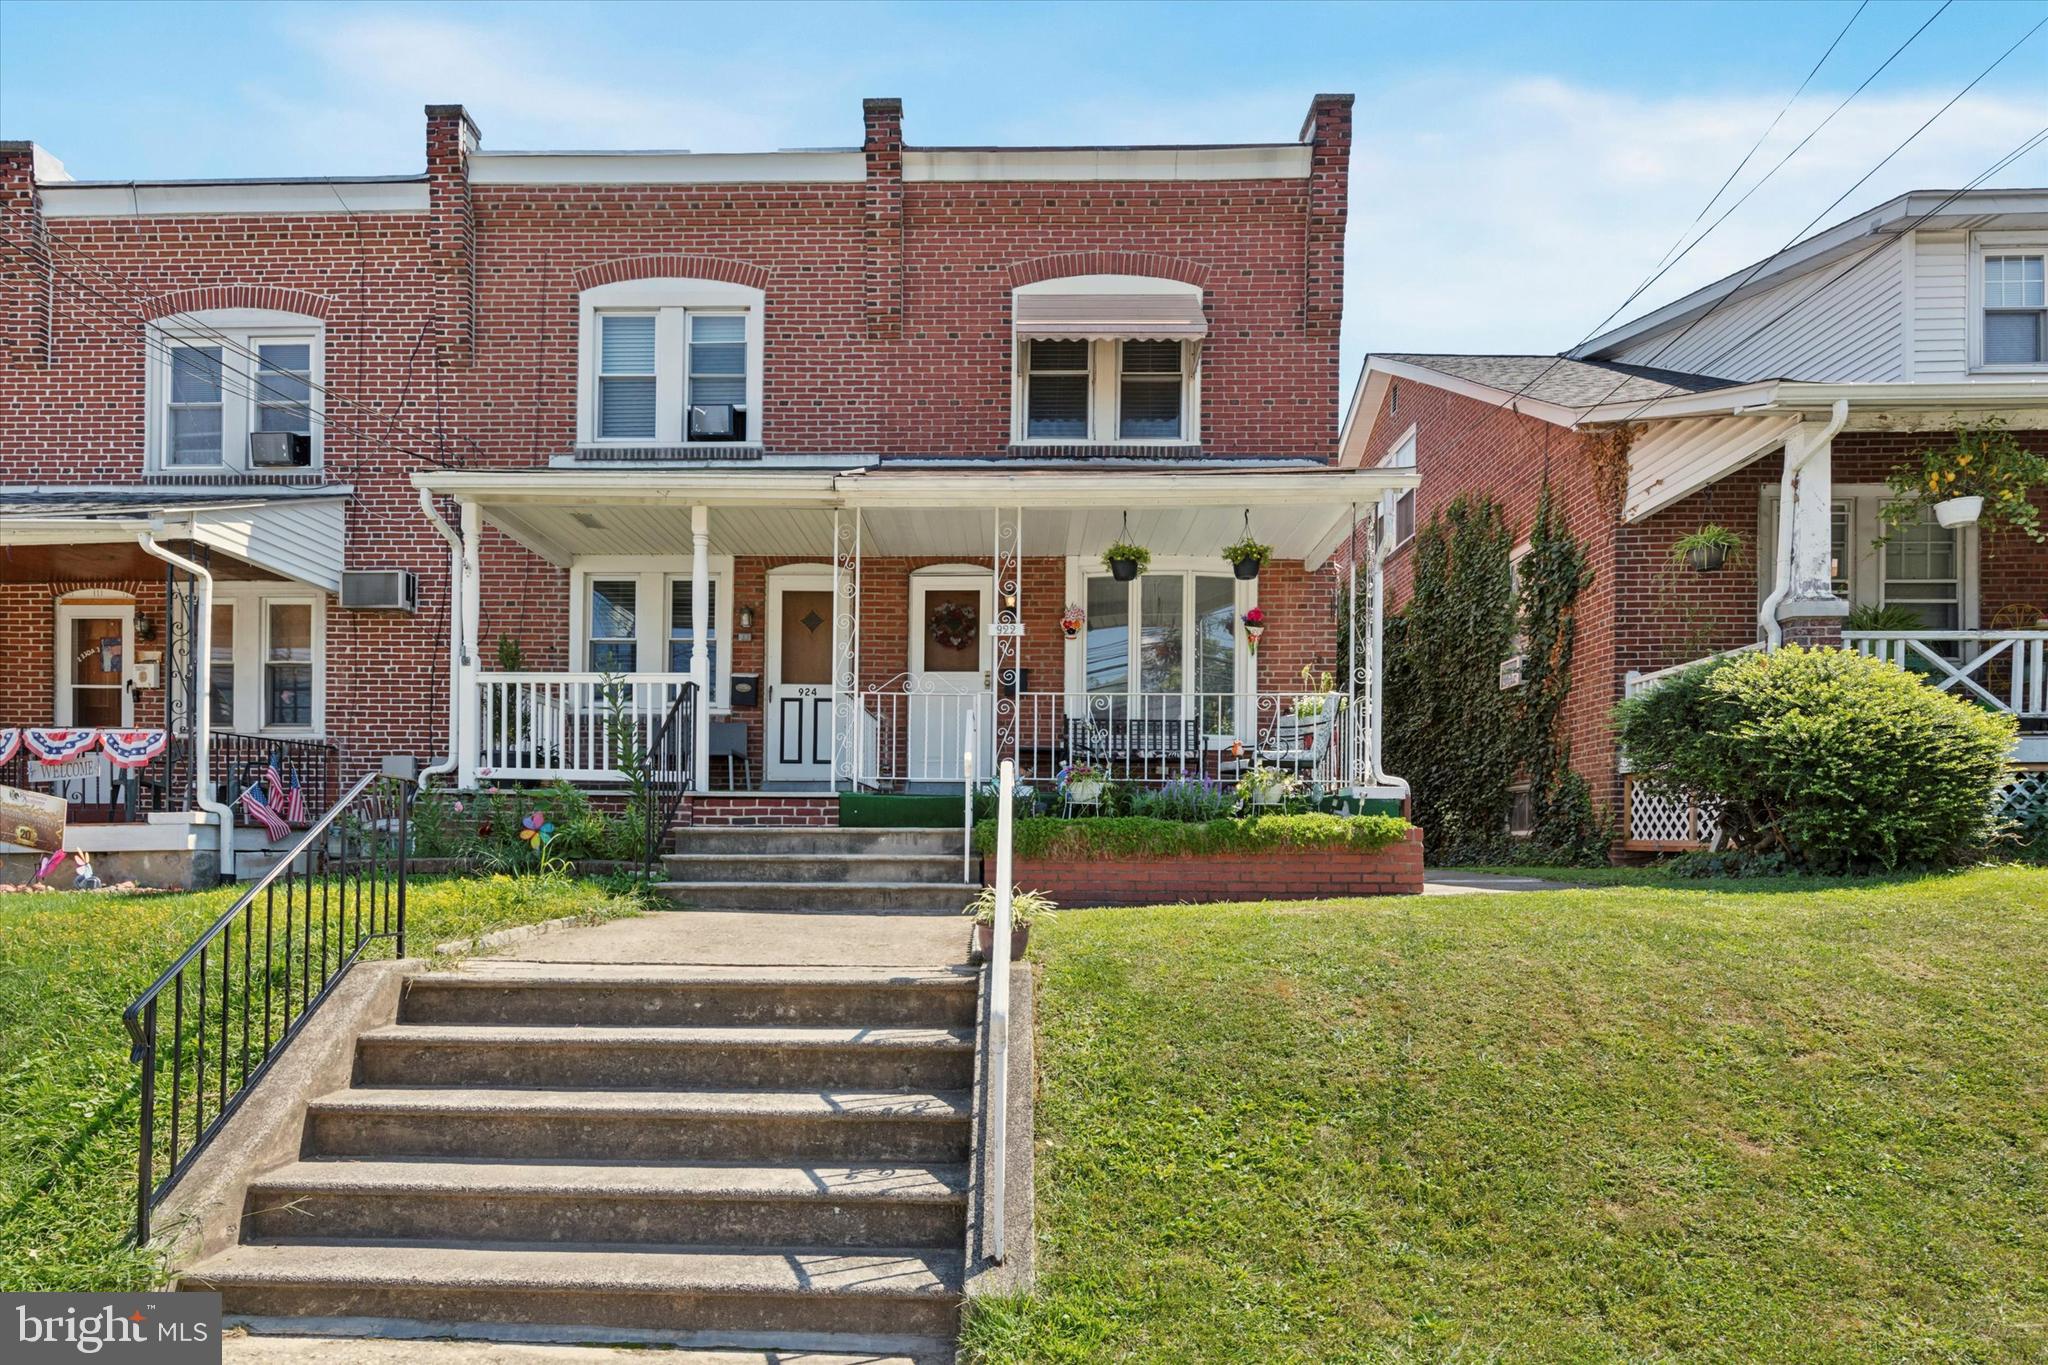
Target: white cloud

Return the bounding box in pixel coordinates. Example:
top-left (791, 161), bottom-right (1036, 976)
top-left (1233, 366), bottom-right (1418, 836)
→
top-left (1343, 75), bottom-right (2048, 376)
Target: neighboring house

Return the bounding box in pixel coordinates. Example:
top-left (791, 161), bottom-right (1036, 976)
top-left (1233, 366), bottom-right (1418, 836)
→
top-left (1341, 188), bottom-right (2048, 851)
top-left (0, 95), bottom-right (1414, 882)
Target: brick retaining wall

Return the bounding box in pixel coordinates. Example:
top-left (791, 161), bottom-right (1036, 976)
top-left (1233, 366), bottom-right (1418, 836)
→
top-left (991, 826), bottom-right (1423, 904)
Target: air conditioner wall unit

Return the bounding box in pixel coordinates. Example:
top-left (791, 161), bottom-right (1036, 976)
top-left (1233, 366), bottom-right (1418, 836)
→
top-left (249, 431), bottom-right (312, 467)
top-left (340, 569), bottom-right (419, 613)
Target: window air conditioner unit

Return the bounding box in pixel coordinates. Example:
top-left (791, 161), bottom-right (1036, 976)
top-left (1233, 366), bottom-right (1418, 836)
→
top-left (1498, 654), bottom-right (1526, 690)
top-left (688, 403), bottom-right (746, 441)
top-left (249, 431), bottom-right (312, 467)
top-left (340, 569), bottom-right (419, 613)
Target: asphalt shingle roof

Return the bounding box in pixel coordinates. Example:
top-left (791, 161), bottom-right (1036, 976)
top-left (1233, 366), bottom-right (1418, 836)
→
top-left (0, 487), bottom-right (346, 518)
top-left (1378, 354), bottom-right (1741, 409)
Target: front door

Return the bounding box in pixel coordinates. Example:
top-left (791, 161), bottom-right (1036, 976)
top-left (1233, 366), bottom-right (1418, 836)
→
top-left (55, 604), bottom-right (135, 806)
top-left (766, 580), bottom-right (835, 784)
top-left (907, 576), bottom-right (992, 783)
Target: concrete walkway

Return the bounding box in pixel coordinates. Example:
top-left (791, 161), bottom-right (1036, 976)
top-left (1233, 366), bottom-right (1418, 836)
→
top-left (504, 910), bottom-right (972, 968)
top-left (1423, 871), bottom-right (1580, 895)
top-left (226, 1334), bottom-right (923, 1364)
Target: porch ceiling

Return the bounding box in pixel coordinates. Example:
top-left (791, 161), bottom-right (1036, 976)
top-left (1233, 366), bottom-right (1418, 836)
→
top-left (431, 466), bottom-right (1410, 569)
top-left (0, 537), bottom-right (285, 583)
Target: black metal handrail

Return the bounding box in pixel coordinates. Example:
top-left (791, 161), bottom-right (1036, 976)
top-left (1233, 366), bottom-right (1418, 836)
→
top-left (122, 770), bottom-right (414, 1245)
top-left (641, 682), bottom-right (699, 878)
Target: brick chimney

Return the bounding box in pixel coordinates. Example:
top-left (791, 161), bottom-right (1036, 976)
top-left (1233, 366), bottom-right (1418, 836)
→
top-left (0, 141), bottom-right (50, 369)
top-left (1299, 93), bottom-right (1352, 340)
top-left (863, 98), bottom-right (905, 341)
top-left (426, 104), bottom-right (480, 368)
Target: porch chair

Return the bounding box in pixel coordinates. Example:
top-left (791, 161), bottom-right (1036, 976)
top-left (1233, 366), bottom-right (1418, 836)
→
top-left (708, 720), bottom-right (753, 790)
top-left (1218, 709), bottom-right (1334, 783)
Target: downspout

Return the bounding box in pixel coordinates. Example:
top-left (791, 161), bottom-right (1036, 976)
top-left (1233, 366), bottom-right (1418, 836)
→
top-left (136, 530), bottom-right (234, 882)
top-left (1757, 399), bottom-right (1848, 648)
top-left (416, 489), bottom-right (463, 788)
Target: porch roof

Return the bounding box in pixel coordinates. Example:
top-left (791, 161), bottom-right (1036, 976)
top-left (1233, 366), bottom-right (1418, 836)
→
top-left (0, 486), bottom-right (353, 591)
top-left (412, 464), bottom-right (1415, 570)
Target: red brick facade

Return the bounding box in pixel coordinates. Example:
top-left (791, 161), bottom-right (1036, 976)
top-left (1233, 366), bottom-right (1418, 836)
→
top-left (0, 98), bottom-right (1355, 796)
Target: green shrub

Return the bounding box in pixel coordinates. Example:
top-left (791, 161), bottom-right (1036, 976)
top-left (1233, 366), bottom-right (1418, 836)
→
top-left (1128, 776), bottom-right (1237, 823)
top-left (975, 813), bottom-right (1412, 861)
top-left (1613, 645), bottom-right (2016, 873)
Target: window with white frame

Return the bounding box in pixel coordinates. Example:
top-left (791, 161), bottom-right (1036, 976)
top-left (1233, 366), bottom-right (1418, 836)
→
top-left (1079, 568), bottom-right (1244, 733)
top-left (1025, 340), bottom-right (1090, 439)
top-left (578, 279), bottom-right (764, 448)
top-left (1379, 427), bottom-right (1417, 550)
top-left (573, 562), bottom-right (734, 707)
top-left (1018, 337), bottom-right (1196, 443)
top-left (151, 311), bottom-right (323, 470)
top-left (188, 586), bottom-right (323, 734)
top-left (1760, 487), bottom-right (1973, 633)
top-left (1982, 251), bottom-right (2046, 366)
top-left (264, 602), bottom-right (315, 729)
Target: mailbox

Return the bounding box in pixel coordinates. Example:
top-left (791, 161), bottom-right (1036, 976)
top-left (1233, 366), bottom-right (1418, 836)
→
top-left (729, 674), bottom-right (761, 709)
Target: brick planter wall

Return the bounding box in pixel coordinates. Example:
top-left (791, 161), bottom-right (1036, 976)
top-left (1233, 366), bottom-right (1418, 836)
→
top-left (991, 826), bottom-right (1423, 905)
top-left (680, 795), bottom-right (838, 827)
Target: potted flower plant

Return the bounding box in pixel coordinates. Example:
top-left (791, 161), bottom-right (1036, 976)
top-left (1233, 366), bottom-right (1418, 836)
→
top-left (1241, 606), bottom-right (1266, 651)
top-left (965, 885), bottom-right (1057, 961)
top-left (1102, 539), bottom-right (1151, 582)
top-left (1237, 763), bottom-right (1298, 807)
top-left (1291, 665), bottom-right (1340, 718)
top-left (1060, 602), bottom-right (1086, 640)
top-left (1670, 524), bottom-right (1743, 573)
top-left (1882, 417), bottom-right (2048, 540)
top-left (1055, 761), bottom-right (1107, 806)
top-left (1221, 532), bottom-right (1273, 581)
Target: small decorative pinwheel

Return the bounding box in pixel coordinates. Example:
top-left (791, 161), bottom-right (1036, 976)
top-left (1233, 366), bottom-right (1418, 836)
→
top-left (519, 811), bottom-right (555, 846)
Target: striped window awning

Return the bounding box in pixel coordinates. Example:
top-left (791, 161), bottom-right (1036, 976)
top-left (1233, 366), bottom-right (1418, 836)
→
top-left (1013, 293), bottom-right (1208, 342)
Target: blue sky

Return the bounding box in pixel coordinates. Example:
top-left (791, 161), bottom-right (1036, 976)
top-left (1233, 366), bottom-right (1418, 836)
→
top-left (3, 0), bottom-right (2044, 384)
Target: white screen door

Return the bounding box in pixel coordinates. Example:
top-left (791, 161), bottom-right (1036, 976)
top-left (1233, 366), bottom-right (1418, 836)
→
top-left (907, 575), bottom-right (992, 783)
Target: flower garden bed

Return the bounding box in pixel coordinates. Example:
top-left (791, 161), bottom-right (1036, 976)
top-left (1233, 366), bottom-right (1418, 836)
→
top-left (977, 814), bottom-right (1423, 904)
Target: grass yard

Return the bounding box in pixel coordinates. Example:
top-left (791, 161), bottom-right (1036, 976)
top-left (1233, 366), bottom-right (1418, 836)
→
top-left (0, 874), bottom-right (637, 1292)
top-left (963, 865), bottom-right (2048, 1363)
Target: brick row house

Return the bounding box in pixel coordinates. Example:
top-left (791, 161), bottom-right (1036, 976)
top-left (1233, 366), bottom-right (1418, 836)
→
top-left (0, 96), bottom-right (1414, 882)
top-left (1341, 189), bottom-right (2048, 851)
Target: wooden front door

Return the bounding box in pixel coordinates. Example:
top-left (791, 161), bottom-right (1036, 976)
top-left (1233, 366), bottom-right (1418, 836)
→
top-left (766, 583), bottom-right (835, 784)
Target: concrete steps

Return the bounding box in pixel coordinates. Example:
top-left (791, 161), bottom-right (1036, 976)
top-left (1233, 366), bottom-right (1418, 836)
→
top-left (671, 827), bottom-right (959, 857)
top-left (653, 827), bottom-right (977, 915)
top-left (663, 852), bottom-right (965, 885)
top-left (655, 881), bottom-right (974, 914)
top-left (182, 957), bottom-right (981, 1351)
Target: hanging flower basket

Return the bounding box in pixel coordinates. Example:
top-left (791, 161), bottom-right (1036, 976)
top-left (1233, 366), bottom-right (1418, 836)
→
top-left (1242, 607), bottom-right (1266, 652)
top-left (1060, 603), bottom-right (1086, 639)
top-left (1669, 525), bottom-right (1743, 575)
top-left (1102, 538), bottom-right (1151, 582)
top-left (1222, 532), bottom-right (1272, 581)
top-left (1933, 495), bottom-right (1983, 529)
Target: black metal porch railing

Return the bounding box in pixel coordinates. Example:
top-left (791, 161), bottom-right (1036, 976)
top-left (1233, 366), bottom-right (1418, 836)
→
top-left (122, 771), bottom-right (413, 1245)
top-left (210, 732), bottom-right (341, 827)
top-left (641, 682), bottom-right (699, 877)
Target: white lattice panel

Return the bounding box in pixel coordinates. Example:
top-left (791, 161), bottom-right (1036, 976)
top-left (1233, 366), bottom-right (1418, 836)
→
top-left (1998, 768), bottom-right (2048, 823)
top-left (1628, 782), bottom-right (1694, 844)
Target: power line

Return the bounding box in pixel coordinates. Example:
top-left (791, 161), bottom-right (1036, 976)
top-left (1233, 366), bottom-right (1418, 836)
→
top-left (1413, 0), bottom-right (1952, 472)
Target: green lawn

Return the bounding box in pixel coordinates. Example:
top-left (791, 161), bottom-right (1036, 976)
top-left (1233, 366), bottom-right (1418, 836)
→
top-left (964, 866), bottom-right (2048, 1363)
top-left (0, 874), bottom-right (637, 1292)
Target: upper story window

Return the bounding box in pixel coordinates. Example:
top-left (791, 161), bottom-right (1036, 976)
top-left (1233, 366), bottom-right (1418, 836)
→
top-left (1013, 275), bottom-right (1204, 445)
top-left (1378, 426), bottom-right (1418, 550)
top-left (149, 311), bottom-right (322, 471)
top-left (578, 279), bottom-right (765, 449)
top-left (1982, 252), bottom-right (2045, 366)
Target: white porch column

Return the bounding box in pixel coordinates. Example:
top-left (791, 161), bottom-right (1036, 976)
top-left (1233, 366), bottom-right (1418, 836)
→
top-left (455, 498), bottom-right (483, 789)
top-left (1766, 401), bottom-right (1850, 648)
top-left (690, 504), bottom-right (711, 793)
top-left (1346, 502), bottom-right (1362, 792)
top-left (1368, 513), bottom-right (1408, 800)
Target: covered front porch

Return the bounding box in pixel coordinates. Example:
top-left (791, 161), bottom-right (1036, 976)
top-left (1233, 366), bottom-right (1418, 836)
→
top-left (415, 464), bottom-right (1417, 812)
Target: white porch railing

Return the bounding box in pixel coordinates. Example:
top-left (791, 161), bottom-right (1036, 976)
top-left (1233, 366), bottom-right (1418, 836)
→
top-left (855, 687), bottom-right (1367, 795)
top-left (1623, 642), bottom-right (1764, 699)
top-left (474, 672), bottom-right (694, 782)
top-left (1844, 631), bottom-right (2048, 723)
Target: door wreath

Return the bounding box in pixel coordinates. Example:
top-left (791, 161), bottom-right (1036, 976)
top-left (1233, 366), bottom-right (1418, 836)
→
top-left (928, 600), bottom-right (978, 652)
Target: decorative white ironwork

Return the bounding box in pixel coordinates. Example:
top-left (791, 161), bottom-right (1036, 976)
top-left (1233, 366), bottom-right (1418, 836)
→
top-left (831, 507), bottom-right (862, 790)
top-left (991, 506), bottom-right (1022, 772)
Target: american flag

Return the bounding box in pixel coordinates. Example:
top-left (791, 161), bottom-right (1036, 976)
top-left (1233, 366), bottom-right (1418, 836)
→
top-left (239, 784), bottom-right (290, 840)
top-left (282, 774), bottom-right (307, 825)
top-left (265, 755), bottom-right (286, 807)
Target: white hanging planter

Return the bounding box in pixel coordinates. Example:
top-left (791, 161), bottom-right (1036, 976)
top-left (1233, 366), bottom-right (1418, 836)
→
top-left (1933, 495), bottom-right (1983, 529)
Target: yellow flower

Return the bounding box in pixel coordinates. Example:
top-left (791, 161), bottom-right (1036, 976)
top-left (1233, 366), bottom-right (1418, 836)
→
top-left (1928, 475), bottom-right (1941, 493)
top-left (1957, 452), bottom-right (1972, 467)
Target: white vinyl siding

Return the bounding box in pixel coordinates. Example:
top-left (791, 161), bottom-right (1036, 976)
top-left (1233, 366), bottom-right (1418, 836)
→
top-left (1909, 230), bottom-right (1970, 380)
top-left (1605, 236), bottom-right (1907, 383)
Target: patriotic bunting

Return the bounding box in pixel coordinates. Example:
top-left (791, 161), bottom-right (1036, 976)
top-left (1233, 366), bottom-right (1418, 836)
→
top-left (24, 729), bottom-right (100, 763)
top-left (100, 729), bottom-right (170, 768)
top-left (239, 784), bottom-right (291, 841)
top-left (0, 728), bottom-right (18, 765)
